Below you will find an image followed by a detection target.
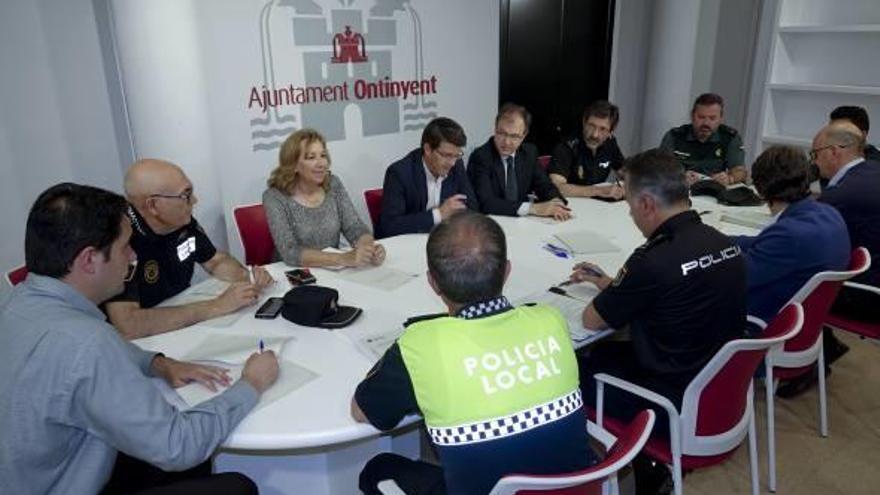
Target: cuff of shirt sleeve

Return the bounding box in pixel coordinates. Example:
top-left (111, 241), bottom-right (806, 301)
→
top-left (432, 208), bottom-right (442, 225)
top-left (517, 202), bottom-right (530, 216)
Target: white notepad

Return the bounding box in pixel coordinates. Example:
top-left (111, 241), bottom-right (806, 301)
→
top-left (554, 230), bottom-right (621, 254)
top-left (719, 211), bottom-right (773, 230)
top-left (181, 335), bottom-right (291, 364)
top-left (513, 290), bottom-right (598, 343)
top-left (175, 358), bottom-right (318, 411)
top-left (337, 266), bottom-right (418, 291)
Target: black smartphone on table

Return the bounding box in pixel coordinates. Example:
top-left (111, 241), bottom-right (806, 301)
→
top-left (255, 297), bottom-right (284, 319)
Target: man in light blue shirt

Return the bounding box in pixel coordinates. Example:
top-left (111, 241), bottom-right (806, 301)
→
top-left (0, 183), bottom-right (279, 495)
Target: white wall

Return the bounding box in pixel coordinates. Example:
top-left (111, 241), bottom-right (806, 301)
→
top-left (0, 0), bottom-right (130, 301)
top-left (109, 0), bottom-right (500, 261)
top-left (610, 0), bottom-right (762, 157)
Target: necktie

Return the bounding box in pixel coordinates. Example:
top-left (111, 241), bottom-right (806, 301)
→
top-left (504, 156), bottom-right (518, 201)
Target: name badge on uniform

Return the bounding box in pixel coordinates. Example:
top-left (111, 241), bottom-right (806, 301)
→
top-left (177, 236), bottom-right (197, 261)
top-left (599, 160), bottom-right (610, 169)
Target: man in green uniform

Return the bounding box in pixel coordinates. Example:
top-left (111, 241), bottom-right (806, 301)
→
top-left (660, 93), bottom-right (746, 186)
top-left (351, 212), bottom-right (594, 495)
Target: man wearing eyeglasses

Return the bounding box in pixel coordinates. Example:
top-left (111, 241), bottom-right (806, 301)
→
top-left (777, 122), bottom-right (880, 398)
top-left (468, 103), bottom-right (571, 220)
top-left (105, 159), bottom-right (274, 339)
top-left (375, 117), bottom-right (479, 238)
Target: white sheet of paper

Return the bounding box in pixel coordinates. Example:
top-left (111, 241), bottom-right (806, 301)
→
top-left (337, 266), bottom-right (418, 291)
top-left (514, 290), bottom-right (598, 343)
top-left (719, 211), bottom-right (772, 230)
top-left (175, 358), bottom-right (318, 411)
top-left (356, 327), bottom-right (405, 360)
top-left (181, 335), bottom-right (290, 364)
top-left (157, 278), bottom-right (246, 328)
top-left (553, 230), bottom-right (621, 254)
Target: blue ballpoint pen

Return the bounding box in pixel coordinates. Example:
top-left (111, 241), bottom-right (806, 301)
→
top-left (259, 339), bottom-right (264, 353)
top-left (543, 243), bottom-right (570, 259)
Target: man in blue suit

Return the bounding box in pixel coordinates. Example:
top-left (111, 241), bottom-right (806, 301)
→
top-left (730, 145), bottom-right (850, 327)
top-left (376, 117), bottom-right (479, 239)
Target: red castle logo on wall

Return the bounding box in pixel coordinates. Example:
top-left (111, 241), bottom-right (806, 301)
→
top-left (331, 25), bottom-right (367, 64)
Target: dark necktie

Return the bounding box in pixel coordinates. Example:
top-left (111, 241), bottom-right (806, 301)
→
top-left (504, 156), bottom-right (518, 201)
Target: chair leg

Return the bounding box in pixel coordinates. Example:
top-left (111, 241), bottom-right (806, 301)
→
top-left (672, 456), bottom-right (683, 495)
top-left (818, 344), bottom-right (829, 437)
top-left (748, 406), bottom-right (760, 495)
top-left (765, 363), bottom-right (777, 492)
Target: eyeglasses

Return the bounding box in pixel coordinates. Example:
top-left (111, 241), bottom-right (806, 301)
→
top-left (495, 130), bottom-right (526, 141)
top-left (150, 189), bottom-right (194, 204)
top-left (433, 148), bottom-right (464, 161)
top-left (808, 145), bottom-right (834, 162)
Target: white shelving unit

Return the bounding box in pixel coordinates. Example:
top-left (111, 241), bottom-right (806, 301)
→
top-left (754, 0), bottom-right (880, 155)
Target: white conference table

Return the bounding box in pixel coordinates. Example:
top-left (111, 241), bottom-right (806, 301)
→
top-left (134, 193), bottom-right (762, 495)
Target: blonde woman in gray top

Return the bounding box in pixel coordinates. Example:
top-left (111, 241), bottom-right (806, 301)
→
top-left (263, 129), bottom-right (385, 267)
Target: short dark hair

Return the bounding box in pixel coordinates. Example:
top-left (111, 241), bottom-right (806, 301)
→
top-left (426, 212), bottom-right (507, 305)
top-left (830, 105), bottom-right (870, 134)
top-left (622, 149), bottom-right (689, 207)
top-left (751, 146), bottom-right (810, 204)
top-left (495, 103), bottom-right (532, 131)
top-left (582, 100), bottom-right (620, 130)
top-left (421, 117), bottom-right (467, 149)
top-left (25, 183), bottom-right (129, 278)
top-left (692, 93), bottom-right (725, 113)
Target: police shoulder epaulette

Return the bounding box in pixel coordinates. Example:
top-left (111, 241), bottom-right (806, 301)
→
top-left (403, 312), bottom-right (447, 328)
top-left (718, 124), bottom-right (739, 137)
top-left (640, 232), bottom-right (670, 251)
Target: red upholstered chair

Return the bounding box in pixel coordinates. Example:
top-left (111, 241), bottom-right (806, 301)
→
top-left (825, 281), bottom-right (880, 340)
top-left (488, 410), bottom-right (655, 495)
top-left (592, 303), bottom-right (804, 495)
top-left (378, 411), bottom-right (655, 495)
top-left (762, 246), bottom-right (870, 446)
top-left (5, 265), bottom-right (28, 287)
top-left (364, 188), bottom-right (384, 231)
top-left (538, 155), bottom-right (551, 170)
top-left (232, 204), bottom-right (276, 266)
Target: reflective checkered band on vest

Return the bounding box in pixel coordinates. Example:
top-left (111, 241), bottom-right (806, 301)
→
top-left (456, 296), bottom-right (511, 320)
top-left (427, 389), bottom-right (582, 446)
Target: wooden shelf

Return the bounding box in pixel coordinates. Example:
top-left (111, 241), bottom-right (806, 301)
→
top-left (762, 134), bottom-right (811, 147)
top-left (768, 83), bottom-right (880, 96)
top-left (779, 24), bottom-right (880, 33)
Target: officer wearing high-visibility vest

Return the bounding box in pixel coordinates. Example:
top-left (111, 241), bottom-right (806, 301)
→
top-left (351, 212), bottom-right (595, 495)
top-left (659, 93), bottom-right (747, 187)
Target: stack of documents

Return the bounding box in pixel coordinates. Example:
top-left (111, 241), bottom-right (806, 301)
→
top-left (719, 211), bottom-right (773, 230)
top-left (553, 230), bottom-right (621, 254)
top-left (514, 289), bottom-right (599, 344)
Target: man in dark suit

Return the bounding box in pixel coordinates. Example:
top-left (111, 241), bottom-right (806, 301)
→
top-left (467, 103), bottom-right (571, 221)
top-left (376, 117), bottom-right (478, 239)
top-left (730, 145), bottom-right (849, 326)
top-left (777, 122), bottom-right (880, 397)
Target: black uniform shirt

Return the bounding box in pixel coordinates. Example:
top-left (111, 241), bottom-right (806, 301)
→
top-left (548, 136), bottom-right (624, 186)
top-left (659, 124), bottom-right (744, 176)
top-left (110, 205), bottom-right (217, 309)
top-left (592, 211), bottom-right (747, 379)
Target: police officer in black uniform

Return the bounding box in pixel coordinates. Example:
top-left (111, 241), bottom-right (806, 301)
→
top-left (548, 100), bottom-right (625, 200)
top-left (105, 159), bottom-right (274, 340)
top-left (660, 93), bottom-right (746, 187)
top-left (566, 149), bottom-right (746, 492)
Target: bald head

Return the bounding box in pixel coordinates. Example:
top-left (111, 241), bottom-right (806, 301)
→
top-left (426, 212), bottom-right (508, 305)
top-left (124, 159), bottom-right (188, 201)
top-left (813, 122), bottom-right (865, 179)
